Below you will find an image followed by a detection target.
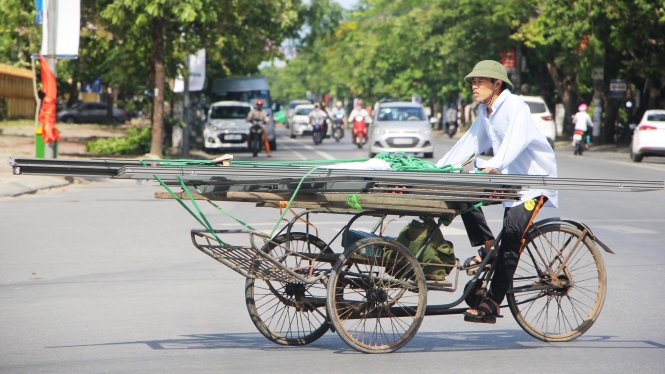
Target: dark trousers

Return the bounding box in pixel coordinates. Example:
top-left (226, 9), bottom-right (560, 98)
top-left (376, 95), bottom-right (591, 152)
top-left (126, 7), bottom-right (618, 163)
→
top-left (461, 196), bottom-right (547, 304)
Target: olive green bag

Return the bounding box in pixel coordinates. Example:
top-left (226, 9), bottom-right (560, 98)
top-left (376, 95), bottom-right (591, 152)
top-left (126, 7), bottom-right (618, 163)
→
top-left (395, 217), bottom-right (456, 281)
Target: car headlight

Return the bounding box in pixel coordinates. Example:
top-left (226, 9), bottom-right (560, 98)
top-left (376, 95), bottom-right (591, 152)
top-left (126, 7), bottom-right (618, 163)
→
top-left (420, 128), bottom-right (432, 136)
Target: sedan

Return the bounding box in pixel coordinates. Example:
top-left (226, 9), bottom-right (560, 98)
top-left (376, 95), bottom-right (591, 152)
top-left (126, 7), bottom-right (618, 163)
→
top-left (368, 101), bottom-right (433, 158)
top-left (289, 104), bottom-right (315, 138)
top-left (630, 109), bottom-right (665, 162)
top-left (57, 102), bottom-right (128, 124)
top-left (203, 101), bottom-right (252, 151)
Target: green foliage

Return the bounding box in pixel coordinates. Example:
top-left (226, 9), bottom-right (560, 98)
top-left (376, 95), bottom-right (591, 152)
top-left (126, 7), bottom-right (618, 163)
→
top-left (86, 126), bottom-right (151, 155)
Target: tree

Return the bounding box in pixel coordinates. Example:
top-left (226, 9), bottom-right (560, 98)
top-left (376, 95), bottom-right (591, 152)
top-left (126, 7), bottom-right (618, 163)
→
top-left (99, 0), bottom-right (301, 157)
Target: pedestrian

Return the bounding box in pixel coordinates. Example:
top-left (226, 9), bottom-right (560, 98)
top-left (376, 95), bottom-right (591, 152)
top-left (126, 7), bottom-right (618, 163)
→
top-left (245, 99), bottom-right (271, 157)
top-left (435, 60), bottom-right (558, 323)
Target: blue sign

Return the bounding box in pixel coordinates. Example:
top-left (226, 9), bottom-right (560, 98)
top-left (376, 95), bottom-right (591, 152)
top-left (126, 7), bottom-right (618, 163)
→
top-left (35, 0), bottom-right (43, 24)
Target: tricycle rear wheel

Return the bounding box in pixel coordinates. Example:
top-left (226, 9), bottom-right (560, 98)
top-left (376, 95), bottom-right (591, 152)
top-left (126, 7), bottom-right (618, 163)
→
top-left (326, 237), bottom-right (427, 353)
top-left (245, 232), bottom-right (332, 345)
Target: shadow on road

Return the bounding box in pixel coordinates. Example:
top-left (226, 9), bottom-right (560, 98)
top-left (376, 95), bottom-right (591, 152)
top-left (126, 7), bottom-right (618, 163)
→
top-left (46, 330), bottom-right (665, 353)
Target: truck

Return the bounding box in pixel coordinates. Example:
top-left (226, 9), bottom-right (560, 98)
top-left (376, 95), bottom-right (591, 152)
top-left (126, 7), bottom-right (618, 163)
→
top-left (210, 77), bottom-right (278, 150)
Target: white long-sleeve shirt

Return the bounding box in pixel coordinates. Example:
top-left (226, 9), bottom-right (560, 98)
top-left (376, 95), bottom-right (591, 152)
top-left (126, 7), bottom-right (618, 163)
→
top-left (573, 111), bottom-right (593, 132)
top-left (436, 90), bottom-right (559, 208)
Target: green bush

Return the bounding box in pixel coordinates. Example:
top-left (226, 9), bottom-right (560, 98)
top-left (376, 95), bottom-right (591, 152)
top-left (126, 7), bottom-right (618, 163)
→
top-left (86, 127), bottom-right (151, 155)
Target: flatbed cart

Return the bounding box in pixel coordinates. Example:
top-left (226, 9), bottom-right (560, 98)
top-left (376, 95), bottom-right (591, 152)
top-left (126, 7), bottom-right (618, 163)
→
top-left (10, 157), bottom-right (665, 353)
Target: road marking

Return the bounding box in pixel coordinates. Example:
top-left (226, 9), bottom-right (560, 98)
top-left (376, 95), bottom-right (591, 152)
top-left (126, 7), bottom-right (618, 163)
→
top-left (279, 135), bottom-right (336, 160)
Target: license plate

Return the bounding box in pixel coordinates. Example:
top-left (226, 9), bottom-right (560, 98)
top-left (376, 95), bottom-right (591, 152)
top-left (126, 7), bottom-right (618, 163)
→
top-left (225, 134), bottom-right (242, 140)
top-left (392, 138), bottom-right (412, 145)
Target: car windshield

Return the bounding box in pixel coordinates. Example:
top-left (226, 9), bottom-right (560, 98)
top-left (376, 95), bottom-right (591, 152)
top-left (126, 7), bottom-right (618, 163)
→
top-left (213, 90), bottom-right (271, 107)
top-left (525, 101), bottom-right (547, 114)
top-left (377, 107), bottom-right (425, 121)
top-left (209, 106), bottom-right (250, 119)
top-left (289, 101), bottom-right (309, 109)
top-left (647, 113), bottom-right (665, 122)
top-left (295, 107), bottom-right (313, 115)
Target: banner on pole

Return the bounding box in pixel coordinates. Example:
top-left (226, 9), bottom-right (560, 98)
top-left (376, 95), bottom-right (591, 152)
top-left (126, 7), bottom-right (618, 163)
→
top-left (40, 0), bottom-right (80, 57)
top-left (173, 49), bottom-right (206, 93)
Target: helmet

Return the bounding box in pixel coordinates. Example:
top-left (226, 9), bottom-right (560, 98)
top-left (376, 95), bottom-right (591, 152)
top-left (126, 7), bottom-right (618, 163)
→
top-left (321, 101), bottom-right (327, 109)
top-left (356, 99), bottom-right (363, 107)
top-left (578, 103), bottom-right (588, 111)
top-left (464, 60), bottom-right (514, 90)
top-left (255, 99), bottom-right (264, 108)
top-left (314, 102), bottom-right (320, 108)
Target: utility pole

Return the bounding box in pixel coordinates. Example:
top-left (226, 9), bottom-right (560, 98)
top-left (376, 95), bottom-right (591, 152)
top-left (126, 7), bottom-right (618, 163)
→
top-left (181, 57), bottom-right (191, 157)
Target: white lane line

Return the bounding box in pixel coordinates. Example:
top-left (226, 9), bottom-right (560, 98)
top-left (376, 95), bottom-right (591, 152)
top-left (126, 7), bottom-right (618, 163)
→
top-left (279, 135), bottom-right (336, 160)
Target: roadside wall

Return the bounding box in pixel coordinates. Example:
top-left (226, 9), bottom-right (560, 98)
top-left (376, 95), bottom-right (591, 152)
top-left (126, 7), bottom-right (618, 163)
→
top-left (0, 63), bottom-right (36, 119)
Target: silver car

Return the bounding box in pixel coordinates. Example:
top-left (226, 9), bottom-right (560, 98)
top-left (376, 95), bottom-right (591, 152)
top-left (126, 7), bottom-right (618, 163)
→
top-left (289, 104), bottom-right (315, 137)
top-left (286, 99), bottom-right (312, 128)
top-left (203, 101), bottom-right (252, 151)
top-left (368, 101), bottom-right (434, 158)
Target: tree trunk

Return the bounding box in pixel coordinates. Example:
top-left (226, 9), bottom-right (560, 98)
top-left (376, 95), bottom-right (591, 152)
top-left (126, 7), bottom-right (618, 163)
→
top-left (546, 62), bottom-right (577, 137)
top-left (149, 16), bottom-right (166, 157)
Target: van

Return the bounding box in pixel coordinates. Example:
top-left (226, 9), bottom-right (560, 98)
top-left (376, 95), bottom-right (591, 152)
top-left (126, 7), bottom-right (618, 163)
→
top-left (210, 77), bottom-right (278, 150)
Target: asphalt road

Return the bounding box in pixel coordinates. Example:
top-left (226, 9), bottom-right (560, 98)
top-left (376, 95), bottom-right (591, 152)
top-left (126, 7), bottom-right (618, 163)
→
top-left (1, 127), bottom-right (664, 373)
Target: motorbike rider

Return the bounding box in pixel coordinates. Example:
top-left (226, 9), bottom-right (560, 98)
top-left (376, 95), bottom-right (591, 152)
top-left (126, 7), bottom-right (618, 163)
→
top-left (572, 103), bottom-right (593, 149)
top-left (308, 102), bottom-right (331, 136)
top-left (245, 99), bottom-right (271, 157)
top-left (331, 101), bottom-right (347, 127)
top-left (348, 100), bottom-right (371, 127)
top-left (444, 103), bottom-right (458, 135)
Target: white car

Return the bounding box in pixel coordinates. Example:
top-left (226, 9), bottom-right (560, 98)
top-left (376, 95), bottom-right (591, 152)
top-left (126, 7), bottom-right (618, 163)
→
top-left (203, 101), bottom-right (252, 151)
top-left (368, 101), bottom-right (434, 158)
top-left (289, 104), bottom-right (315, 138)
top-left (630, 109), bottom-right (665, 162)
top-left (286, 99), bottom-right (312, 128)
top-left (520, 95), bottom-right (556, 147)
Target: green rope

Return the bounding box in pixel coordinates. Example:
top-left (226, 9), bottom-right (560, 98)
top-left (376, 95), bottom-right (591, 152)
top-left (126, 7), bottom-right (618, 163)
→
top-left (268, 165), bottom-right (324, 238)
top-left (153, 175), bottom-right (228, 247)
top-left (374, 152), bottom-right (462, 173)
top-left (346, 194), bottom-right (363, 211)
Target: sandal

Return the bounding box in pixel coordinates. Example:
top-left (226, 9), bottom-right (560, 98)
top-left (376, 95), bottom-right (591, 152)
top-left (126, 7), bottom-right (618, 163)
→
top-left (461, 248), bottom-right (489, 275)
top-left (463, 298), bottom-right (502, 324)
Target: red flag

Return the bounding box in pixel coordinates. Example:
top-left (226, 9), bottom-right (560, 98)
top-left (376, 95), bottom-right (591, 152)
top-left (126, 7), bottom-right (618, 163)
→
top-left (38, 54), bottom-right (59, 143)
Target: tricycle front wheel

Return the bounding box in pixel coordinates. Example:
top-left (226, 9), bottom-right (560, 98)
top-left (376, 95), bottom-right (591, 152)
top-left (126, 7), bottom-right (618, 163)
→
top-left (326, 237), bottom-right (427, 353)
top-left (507, 223), bottom-right (606, 341)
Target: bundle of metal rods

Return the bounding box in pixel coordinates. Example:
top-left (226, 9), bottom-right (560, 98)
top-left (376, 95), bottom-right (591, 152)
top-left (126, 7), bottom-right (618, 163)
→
top-left (10, 158), bottom-right (665, 196)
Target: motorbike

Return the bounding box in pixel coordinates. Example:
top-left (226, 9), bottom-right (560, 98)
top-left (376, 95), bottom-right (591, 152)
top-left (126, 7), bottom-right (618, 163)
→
top-left (332, 115), bottom-right (345, 142)
top-left (312, 118), bottom-right (326, 145)
top-left (248, 119), bottom-right (264, 157)
top-left (572, 129), bottom-right (585, 156)
top-left (446, 121), bottom-right (458, 138)
top-left (352, 115), bottom-right (368, 149)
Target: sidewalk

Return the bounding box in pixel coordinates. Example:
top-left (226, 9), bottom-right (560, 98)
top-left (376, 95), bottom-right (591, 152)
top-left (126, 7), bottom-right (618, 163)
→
top-left (0, 123), bottom-right (126, 198)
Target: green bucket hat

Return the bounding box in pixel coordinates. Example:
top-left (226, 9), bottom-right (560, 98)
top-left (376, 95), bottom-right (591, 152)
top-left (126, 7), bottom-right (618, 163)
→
top-left (465, 60), bottom-right (514, 90)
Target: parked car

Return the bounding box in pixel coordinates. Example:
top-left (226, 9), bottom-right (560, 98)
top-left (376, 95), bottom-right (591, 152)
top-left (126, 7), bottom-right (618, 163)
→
top-left (289, 104), bottom-right (315, 138)
top-left (630, 109), bottom-right (665, 162)
top-left (368, 101), bottom-right (433, 158)
top-left (57, 102), bottom-right (128, 124)
top-left (519, 95), bottom-right (556, 147)
top-left (286, 99), bottom-right (312, 128)
top-left (203, 101), bottom-right (252, 152)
